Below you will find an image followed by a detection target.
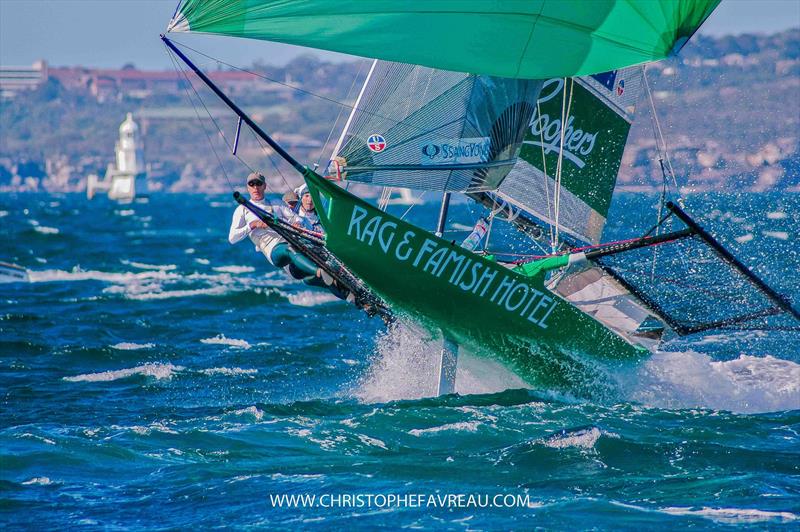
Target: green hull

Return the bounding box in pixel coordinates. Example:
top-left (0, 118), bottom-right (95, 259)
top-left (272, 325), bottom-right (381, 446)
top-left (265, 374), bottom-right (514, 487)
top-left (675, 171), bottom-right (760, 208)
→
top-left (304, 170), bottom-right (645, 387)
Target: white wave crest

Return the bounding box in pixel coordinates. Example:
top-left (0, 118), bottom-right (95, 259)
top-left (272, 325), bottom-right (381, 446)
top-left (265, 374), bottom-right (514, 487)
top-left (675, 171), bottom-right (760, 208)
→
top-left (123, 286), bottom-right (230, 300)
top-left (660, 506), bottom-right (798, 524)
top-left (409, 421), bottom-right (480, 437)
top-left (543, 426), bottom-right (604, 449)
top-left (212, 265), bottom-right (255, 273)
top-left (200, 334), bottom-right (251, 349)
top-left (120, 260), bottom-right (177, 271)
top-left (200, 367), bottom-right (258, 376)
top-left (230, 406), bottom-right (265, 421)
top-left (285, 290), bottom-right (341, 307)
top-left (22, 477), bottom-right (53, 486)
top-left (28, 268), bottom-right (178, 284)
top-left (762, 230), bottom-right (789, 240)
top-left (623, 352), bottom-right (800, 413)
top-left (33, 225), bottom-right (59, 234)
top-left (356, 434), bottom-right (388, 449)
top-left (64, 363), bottom-right (184, 382)
top-left (110, 342), bottom-right (155, 350)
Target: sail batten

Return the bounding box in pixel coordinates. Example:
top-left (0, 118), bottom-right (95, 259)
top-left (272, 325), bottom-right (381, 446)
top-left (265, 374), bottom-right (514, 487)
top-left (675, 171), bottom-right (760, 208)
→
top-left (169, 0), bottom-right (720, 79)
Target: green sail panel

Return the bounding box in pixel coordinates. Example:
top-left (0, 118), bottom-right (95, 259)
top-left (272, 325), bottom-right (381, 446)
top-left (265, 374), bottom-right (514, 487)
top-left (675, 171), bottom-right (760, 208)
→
top-left (497, 66), bottom-right (644, 244)
top-left (168, 0), bottom-right (720, 79)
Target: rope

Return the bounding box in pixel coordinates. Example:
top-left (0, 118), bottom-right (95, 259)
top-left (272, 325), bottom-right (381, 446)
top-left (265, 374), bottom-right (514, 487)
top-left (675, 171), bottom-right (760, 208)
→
top-left (378, 187), bottom-right (393, 210)
top-left (552, 77), bottom-right (574, 252)
top-left (643, 66), bottom-right (680, 196)
top-left (483, 196), bottom-right (498, 253)
top-left (536, 99), bottom-right (555, 246)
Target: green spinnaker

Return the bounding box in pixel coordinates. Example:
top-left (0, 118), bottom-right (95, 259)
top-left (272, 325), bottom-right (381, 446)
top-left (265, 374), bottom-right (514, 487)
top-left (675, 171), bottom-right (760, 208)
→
top-left (169, 0), bottom-right (720, 79)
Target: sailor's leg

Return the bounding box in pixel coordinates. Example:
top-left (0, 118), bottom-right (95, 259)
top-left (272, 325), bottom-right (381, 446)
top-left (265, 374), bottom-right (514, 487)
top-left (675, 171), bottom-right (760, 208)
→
top-left (437, 335), bottom-right (459, 396)
top-left (287, 263), bottom-right (308, 280)
top-left (267, 242), bottom-right (293, 268)
top-left (287, 249), bottom-right (318, 278)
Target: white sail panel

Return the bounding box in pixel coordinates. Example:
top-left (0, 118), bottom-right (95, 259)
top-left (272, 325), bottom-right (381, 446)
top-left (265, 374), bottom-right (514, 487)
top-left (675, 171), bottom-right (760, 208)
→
top-left (332, 61), bottom-right (542, 192)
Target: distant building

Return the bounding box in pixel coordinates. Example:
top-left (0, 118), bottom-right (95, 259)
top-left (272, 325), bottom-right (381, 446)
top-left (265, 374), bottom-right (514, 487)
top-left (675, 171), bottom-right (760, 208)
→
top-left (0, 60), bottom-right (47, 98)
top-left (48, 66), bottom-right (290, 101)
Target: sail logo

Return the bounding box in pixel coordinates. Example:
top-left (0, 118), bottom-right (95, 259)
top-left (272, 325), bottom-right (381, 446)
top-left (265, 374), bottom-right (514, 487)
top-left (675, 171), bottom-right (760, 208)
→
top-left (420, 137), bottom-right (491, 166)
top-left (524, 78), bottom-right (599, 169)
top-left (616, 79), bottom-right (625, 96)
top-left (367, 134), bottom-right (386, 153)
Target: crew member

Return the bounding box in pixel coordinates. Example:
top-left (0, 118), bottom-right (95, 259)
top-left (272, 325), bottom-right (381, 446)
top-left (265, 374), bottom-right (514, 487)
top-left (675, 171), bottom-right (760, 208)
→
top-left (293, 184), bottom-right (323, 233)
top-left (228, 172), bottom-right (318, 281)
top-left (282, 190), bottom-right (299, 211)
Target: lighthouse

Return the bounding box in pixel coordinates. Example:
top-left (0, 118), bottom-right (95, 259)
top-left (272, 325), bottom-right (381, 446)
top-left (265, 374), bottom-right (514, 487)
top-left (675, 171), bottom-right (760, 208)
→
top-left (116, 112), bottom-right (144, 175)
top-left (87, 112), bottom-right (148, 201)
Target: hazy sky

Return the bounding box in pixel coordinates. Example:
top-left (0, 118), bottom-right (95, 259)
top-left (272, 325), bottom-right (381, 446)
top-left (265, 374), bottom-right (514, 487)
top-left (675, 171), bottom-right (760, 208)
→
top-left (1, 0), bottom-right (799, 70)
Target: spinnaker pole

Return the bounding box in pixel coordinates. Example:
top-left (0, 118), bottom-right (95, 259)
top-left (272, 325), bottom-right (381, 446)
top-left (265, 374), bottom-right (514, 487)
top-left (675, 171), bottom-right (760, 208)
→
top-left (161, 35), bottom-right (309, 178)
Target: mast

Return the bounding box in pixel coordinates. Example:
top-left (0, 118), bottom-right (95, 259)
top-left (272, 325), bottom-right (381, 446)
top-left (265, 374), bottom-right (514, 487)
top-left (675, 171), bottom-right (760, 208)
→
top-left (434, 193), bottom-right (451, 237)
top-left (330, 59), bottom-right (378, 161)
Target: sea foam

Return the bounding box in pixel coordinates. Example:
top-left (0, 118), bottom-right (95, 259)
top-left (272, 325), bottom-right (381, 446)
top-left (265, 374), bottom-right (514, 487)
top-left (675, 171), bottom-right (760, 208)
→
top-left (659, 506), bottom-right (798, 524)
top-left (110, 342), bottom-right (155, 350)
top-left (200, 334), bottom-right (252, 349)
top-left (285, 290), bottom-right (341, 307)
top-left (356, 322), bottom-right (529, 402)
top-left (63, 363), bottom-right (183, 382)
top-left (623, 351), bottom-right (800, 413)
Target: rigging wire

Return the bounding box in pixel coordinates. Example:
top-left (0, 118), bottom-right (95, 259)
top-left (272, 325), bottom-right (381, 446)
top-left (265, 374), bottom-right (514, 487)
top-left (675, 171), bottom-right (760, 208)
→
top-left (552, 77), bottom-right (574, 253)
top-left (378, 187), bottom-right (393, 210)
top-left (164, 45), bottom-right (240, 190)
top-left (316, 58), bottom-right (368, 168)
top-left (245, 124), bottom-right (296, 192)
top-left (398, 190), bottom-right (428, 220)
top-left (643, 65), bottom-right (683, 278)
top-left (167, 39), bottom-right (448, 141)
top-left (643, 66), bottom-right (680, 196)
top-left (167, 42), bottom-right (303, 197)
top-left (537, 99), bottom-right (555, 247)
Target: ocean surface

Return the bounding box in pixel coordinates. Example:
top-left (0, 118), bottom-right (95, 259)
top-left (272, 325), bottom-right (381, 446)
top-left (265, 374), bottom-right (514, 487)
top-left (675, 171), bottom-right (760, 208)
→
top-left (1, 191), bottom-right (799, 530)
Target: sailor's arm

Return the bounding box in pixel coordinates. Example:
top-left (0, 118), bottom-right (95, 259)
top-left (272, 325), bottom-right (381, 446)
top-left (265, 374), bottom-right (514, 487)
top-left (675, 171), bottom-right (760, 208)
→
top-left (228, 205), bottom-right (251, 244)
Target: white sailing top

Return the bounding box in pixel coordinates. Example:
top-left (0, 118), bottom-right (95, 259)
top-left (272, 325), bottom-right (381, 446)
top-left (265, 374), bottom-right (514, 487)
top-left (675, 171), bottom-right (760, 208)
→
top-left (228, 199), bottom-right (297, 264)
top-left (295, 205), bottom-right (323, 233)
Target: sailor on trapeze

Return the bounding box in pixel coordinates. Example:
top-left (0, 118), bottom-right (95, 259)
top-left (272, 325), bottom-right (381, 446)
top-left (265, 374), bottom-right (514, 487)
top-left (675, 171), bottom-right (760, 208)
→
top-left (228, 172), bottom-right (327, 285)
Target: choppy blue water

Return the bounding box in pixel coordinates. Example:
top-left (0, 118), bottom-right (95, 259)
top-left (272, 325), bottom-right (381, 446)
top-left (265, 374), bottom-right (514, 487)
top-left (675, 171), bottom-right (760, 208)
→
top-left (1, 192), bottom-right (799, 529)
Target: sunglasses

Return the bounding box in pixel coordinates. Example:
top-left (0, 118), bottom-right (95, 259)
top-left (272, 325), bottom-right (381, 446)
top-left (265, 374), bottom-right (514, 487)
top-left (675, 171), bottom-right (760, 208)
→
top-left (248, 180), bottom-right (265, 187)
